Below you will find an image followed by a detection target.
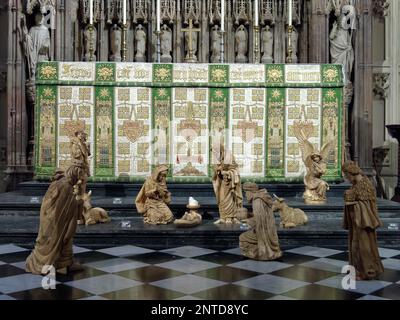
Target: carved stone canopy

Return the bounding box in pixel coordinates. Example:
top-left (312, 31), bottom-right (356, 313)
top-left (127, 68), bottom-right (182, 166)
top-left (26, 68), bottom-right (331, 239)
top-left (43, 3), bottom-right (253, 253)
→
top-left (26, 0), bottom-right (55, 14)
top-left (184, 0), bottom-right (201, 25)
top-left (80, 0), bottom-right (102, 24)
top-left (132, 0), bottom-right (149, 23)
top-left (161, 0), bottom-right (176, 24)
top-left (372, 0), bottom-right (390, 18)
top-left (25, 0), bottom-right (56, 29)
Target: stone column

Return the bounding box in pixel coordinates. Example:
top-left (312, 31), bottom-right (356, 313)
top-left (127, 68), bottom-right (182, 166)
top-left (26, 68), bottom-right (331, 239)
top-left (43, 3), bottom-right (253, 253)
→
top-left (174, 0), bottom-right (183, 62)
top-left (5, 0), bottom-right (31, 190)
top-left (200, 0), bottom-right (208, 63)
top-left (352, 0), bottom-right (374, 177)
top-left (227, 1), bottom-right (235, 63)
top-left (308, 0), bottom-right (329, 63)
top-left (149, 0), bottom-right (156, 62)
top-left (56, 0), bottom-right (65, 61)
top-left (0, 3), bottom-right (8, 192)
top-left (98, 4), bottom-right (108, 61)
top-left (382, 0), bottom-right (400, 198)
top-left (298, 1), bottom-right (309, 63)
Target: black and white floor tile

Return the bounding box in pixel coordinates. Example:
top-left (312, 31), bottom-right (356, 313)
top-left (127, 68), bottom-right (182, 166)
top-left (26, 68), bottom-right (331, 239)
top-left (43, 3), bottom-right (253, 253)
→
top-left (0, 244), bottom-right (399, 300)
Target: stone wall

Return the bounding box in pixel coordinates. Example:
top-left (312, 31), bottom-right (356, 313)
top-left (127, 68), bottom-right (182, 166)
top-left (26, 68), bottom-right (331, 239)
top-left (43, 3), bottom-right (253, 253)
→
top-left (1, 0), bottom-right (389, 192)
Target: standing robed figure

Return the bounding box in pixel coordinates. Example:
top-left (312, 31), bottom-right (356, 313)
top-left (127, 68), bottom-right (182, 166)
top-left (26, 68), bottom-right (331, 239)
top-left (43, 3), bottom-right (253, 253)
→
top-left (26, 164), bottom-right (87, 275)
top-left (342, 161), bottom-right (384, 280)
top-left (212, 147), bottom-right (243, 224)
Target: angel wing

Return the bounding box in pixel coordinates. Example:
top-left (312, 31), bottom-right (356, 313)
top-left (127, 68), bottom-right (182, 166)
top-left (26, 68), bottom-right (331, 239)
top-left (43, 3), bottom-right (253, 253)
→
top-left (320, 139), bottom-right (334, 161)
top-left (295, 128), bottom-right (315, 163)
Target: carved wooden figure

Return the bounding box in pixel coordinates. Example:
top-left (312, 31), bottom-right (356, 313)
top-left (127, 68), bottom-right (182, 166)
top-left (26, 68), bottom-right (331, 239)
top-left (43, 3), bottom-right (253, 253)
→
top-left (240, 182), bottom-right (283, 261)
top-left (342, 161), bottom-right (384, 280)
top-left (135, 165), bottom-right (175, 225)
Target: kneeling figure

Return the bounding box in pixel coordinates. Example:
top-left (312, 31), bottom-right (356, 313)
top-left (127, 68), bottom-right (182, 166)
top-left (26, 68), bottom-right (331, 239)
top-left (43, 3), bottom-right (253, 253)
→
top-left (239, 182), bottom-right (283, 261)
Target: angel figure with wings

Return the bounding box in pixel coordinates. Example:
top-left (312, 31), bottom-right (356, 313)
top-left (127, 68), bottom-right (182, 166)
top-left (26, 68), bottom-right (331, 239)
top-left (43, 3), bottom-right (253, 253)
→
top-left (294, 127), bottom-right (333, 204)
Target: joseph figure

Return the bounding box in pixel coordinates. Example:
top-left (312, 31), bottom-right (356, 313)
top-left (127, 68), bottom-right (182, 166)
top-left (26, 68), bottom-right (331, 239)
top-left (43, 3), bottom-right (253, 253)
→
top-left (26, 164), bottom-right (87, 275)
top-left (342, 161), bottom-right (384, 280)
top-left (135, 164), bottom-right (174, 225)
top-left (70, 129), bottom-right (90, 223)
top-left (70, 130), bottom-right (90, 176)
top-left (212, 148), bottom-right (243, 224)
top-left (239, 182), bottom-right (282, 261)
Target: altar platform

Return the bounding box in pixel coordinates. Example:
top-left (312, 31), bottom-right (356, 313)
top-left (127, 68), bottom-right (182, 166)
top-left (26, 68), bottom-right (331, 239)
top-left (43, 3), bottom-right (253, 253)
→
top-left (0, 182), bottom-right (399, 249)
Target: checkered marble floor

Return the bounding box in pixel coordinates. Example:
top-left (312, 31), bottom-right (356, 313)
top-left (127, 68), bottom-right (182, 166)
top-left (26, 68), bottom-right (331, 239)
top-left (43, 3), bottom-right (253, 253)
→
top-left (0, 244), bottom-right (399, 300)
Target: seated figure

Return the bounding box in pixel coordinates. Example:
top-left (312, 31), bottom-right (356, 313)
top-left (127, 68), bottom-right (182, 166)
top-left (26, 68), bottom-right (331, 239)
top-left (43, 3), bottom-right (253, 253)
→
top-left (135, 165), bottom-right (174, 225)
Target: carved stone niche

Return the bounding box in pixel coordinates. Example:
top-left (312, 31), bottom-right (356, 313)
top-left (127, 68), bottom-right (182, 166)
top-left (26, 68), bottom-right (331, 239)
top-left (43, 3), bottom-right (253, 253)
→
top-left (0, 3), bottom-right (8, 11)
top-left (234, 0), bottom-right (251, 25)
top-left (373, 73), bottom-right (390, 100)
top-left (373, 145), bottom-right (390, 199)
top-left (184, 0), bottom-right (201, 25)
top-left (0, 71), bottom-right (6, 93)
top-left (132, 0), bottom-right (149, 24)
top-left (26, 0), bottom-right (56, 29)
top-left (372, 0), bottom-right (390, 18)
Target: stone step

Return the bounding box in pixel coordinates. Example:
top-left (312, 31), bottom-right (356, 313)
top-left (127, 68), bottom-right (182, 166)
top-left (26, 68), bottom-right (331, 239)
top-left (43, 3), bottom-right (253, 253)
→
top-left (0, 192), bottom-right (399, 216)
top-left (1, 216), bottom-right (399, 249)
top-left (18, 181), bottom-right (350, 198)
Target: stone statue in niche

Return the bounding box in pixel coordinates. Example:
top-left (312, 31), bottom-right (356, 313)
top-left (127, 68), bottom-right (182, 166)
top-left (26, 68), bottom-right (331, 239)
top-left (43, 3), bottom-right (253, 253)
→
top-left (160, 24), bottom-right (172, 63)
top-left (20, 12), bottom-right (50, 80)
top-left (135, 24), bottom-right (147, 62)
top-left (239, 182), bottom-right (283, 261)
top-left (184, 24), bottom-right (199, 62)
top-left (135, 164), bottom-right (174, 225)
top-left (25, 164), bottom-right (87, 275)
top-left (83, 24), bottom-right (97, 61)
top-left (109, 24), bottom-right (122, 62)
top-left (235, 25), bottom-right (248, 63)
top-left (261, 25), bottom-right (273, 63)
top-left (210, 24), bottom-right (221, 63)
top-left (342, 161), bottom-right (384, 280)
top-left (212, 146), bottom-right (243, 224)
top-left (330, 4), bottom-right (356, 84)
top-left (286, 25), bottom-right (298, 63)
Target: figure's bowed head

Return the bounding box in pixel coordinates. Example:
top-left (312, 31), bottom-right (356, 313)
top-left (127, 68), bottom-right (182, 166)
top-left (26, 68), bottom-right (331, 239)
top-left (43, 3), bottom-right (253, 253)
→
top-left (342, 161), bottom-right (363, 185)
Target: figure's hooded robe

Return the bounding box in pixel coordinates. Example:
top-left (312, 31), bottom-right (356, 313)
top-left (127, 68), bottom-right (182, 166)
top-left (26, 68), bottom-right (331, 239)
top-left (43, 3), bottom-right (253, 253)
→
top-left (135, 165), bottom-right (174, 225)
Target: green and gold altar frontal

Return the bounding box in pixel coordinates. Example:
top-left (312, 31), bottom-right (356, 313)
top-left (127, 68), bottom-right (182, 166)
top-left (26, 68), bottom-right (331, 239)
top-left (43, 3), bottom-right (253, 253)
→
top-left (35, 62), bottom-right (344, 183)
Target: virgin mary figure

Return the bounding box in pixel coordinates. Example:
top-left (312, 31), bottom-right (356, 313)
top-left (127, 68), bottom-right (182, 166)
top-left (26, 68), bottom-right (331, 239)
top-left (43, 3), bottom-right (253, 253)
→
top-left (135, 164), bottom-right (174, 225)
